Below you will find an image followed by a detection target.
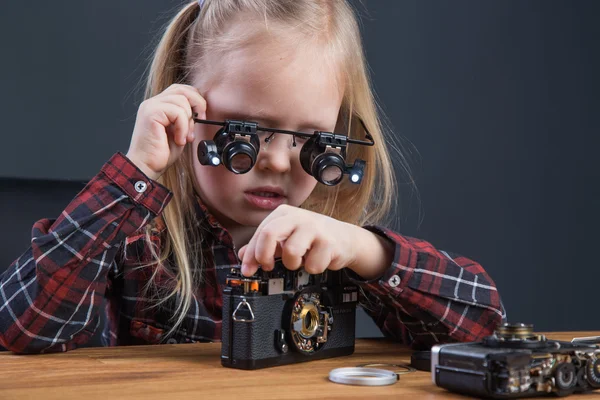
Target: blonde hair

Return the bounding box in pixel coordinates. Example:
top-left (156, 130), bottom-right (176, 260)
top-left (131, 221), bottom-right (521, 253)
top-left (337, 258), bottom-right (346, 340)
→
top-left (141, 0), bottom-right (407, 335)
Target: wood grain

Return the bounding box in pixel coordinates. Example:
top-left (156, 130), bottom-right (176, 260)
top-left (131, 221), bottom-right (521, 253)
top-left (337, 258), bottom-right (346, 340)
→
top-left (0, 332), bottom-right (598, 400)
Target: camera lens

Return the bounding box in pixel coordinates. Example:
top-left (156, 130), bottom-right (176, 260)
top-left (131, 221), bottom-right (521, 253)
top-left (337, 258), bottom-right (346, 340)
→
top-left (301, 306), bottom-right (319, 337)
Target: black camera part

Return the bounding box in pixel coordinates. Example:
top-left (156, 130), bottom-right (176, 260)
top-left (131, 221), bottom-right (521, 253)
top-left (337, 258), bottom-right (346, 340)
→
top-left (197, 120), bottom-right (260, 174)
top-left (431, 322), bottom-right (600, 399)
top-left (410, 350), bottom-right (432, 372)
top-left (221, 261), bottom-right (358, 370)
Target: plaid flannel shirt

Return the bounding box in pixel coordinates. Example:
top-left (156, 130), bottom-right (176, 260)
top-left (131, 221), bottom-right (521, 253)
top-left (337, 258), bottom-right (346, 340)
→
top-left (0, 152), bottom-right (505, 354)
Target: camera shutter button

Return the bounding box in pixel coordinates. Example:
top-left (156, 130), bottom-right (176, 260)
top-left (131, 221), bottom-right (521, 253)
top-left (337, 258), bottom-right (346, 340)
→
top-left (387, 275), bottom-right (401, 288)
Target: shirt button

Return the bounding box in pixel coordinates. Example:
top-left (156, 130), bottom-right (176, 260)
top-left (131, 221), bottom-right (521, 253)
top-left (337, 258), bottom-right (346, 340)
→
top-left (134, 181), bottom-right (148, 193)
top-left (388, 275), bottom-right (401, 288)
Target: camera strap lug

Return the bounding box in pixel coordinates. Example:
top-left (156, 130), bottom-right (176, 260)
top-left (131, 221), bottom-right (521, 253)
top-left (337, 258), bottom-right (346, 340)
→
top-left (233, 297), bottom-right (255, 322)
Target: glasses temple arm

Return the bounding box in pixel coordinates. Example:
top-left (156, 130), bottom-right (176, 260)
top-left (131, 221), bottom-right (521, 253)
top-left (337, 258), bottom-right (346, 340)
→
top-left (347, 118), bottom-right (375, 146)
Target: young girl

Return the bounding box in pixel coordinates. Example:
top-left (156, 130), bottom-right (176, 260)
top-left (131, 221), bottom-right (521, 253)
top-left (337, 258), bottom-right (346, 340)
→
top-left (0, 0), bottom-right (504, 354)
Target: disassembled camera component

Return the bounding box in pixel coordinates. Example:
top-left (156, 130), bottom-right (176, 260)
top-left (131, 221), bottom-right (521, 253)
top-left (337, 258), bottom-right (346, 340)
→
top-left (195, 117), bottom-right (374, 186)
top-left (221, 260), bottom-right (358, 370)
top-left (288, 292), bottom-right (332, 354)
top-left (571, 336), bottom-right (600, 344)
top-left (328, 367), bottom-right (399, 386)
top-left (225, 266), bottom-right (316, 296)
top-left (267, 277), bottom-right (284, 295)
top-left (432, 322), bottom-right (600, 398)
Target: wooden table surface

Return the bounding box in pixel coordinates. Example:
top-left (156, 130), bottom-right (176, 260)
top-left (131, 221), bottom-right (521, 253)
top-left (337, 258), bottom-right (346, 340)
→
top-left (0, 332), bottom-right (598, 400)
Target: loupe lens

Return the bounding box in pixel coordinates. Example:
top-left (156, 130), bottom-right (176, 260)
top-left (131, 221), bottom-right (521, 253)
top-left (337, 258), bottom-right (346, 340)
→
top-left (224, 141), bottom-right (256, 174)
top-left (320, 165), bottom-right (343, 185)
top-left (312, 153), bottom-right (345, 186)
top-left (230, 153), bottom-right (253, 173)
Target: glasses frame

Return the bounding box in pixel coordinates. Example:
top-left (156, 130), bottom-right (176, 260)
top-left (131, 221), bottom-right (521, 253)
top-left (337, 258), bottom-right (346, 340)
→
top-left (192, 114), bottom-right (374, 185)
top-left (192, 115), bottom-right (375, 148)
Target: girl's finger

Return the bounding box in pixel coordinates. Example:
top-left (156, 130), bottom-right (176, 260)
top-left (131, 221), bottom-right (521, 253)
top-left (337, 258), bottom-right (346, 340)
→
top-left (150, 102), bottom-right (190, 146)
top-left (302, 239), bottom-right (332, 275)
top-left (240, 208), bottom-right (291, 275)
top-left (160, 94), bottom-right (196, 143)
top-left (241, 234), bottom-right (262, 276)
top-left (253, 219), bottom-right (296, 270)
top-left (239, 243), bottom-right (279, 265)
top-left (280, 225), bottom-right (314, 271)
top-left (161, 94), bottom-right (193, 119)
top-left (187, 118), bottom-right (195, 142)
top-left (163, 84), bottom-right (207, 117)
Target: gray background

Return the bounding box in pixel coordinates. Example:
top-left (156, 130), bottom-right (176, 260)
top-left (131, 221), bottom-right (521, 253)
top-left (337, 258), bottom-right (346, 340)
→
top-left (1, 0), bottom-right (599, 342)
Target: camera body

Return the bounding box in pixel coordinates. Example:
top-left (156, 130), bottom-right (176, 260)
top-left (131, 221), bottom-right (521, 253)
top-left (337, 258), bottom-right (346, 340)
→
top-left (431, 323), bottom-right (600, 398)
top-left (221, 260), bottom-right (358, 370)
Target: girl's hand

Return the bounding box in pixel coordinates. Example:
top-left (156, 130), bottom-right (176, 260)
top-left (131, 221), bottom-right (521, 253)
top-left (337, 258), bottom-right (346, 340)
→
top-left (126, 84), bottom-right (207, 180)
top-left (237, 205), bottom-right (394, 279)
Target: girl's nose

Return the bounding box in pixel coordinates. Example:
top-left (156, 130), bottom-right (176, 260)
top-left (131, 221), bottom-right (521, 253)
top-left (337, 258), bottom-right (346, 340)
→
top-left (256, 134), bottom-right (293, 173)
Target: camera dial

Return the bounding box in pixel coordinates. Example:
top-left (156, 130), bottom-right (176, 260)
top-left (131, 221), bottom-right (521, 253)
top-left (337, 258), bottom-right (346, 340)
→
top-left (496, 323), bottom-right (538, 341)
top-left (484, 323), bottom-right (550, 349)
top-left (586, 356), bottom-right (600, 388)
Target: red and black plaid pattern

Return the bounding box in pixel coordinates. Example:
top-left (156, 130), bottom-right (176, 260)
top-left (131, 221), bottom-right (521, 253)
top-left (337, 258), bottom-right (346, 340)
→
top-left (0, 152), bottom-right (505, 354)
top-left (349, 226), bottom-right (506, 350)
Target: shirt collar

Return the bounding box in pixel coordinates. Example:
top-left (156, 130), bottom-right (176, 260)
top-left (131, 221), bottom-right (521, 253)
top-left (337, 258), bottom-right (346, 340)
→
top-left (151, 195), bottom-right (234, 249)
top-left (193, 194), bottom-right (235, 248)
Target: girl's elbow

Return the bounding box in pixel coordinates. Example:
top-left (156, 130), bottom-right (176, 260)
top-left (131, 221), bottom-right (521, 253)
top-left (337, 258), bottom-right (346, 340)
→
top-left (0, 331), bottom-right (70, 354)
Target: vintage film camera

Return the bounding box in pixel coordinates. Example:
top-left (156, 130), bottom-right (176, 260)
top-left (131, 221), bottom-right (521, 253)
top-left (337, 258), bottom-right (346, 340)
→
top-left (221, 259), bottom-right (359, 370)
top-left (432, 323), bottom-right (600, 398)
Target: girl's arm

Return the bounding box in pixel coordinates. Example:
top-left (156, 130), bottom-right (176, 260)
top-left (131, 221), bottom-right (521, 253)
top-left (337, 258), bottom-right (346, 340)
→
top-left (347, 226), bottom-right (506, 350)
top-left (0, 152), bottom-right (172, 354)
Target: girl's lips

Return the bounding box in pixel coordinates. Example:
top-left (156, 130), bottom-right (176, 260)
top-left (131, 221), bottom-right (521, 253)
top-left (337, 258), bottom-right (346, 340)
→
top-left (243, 192), bottom-right (286, 210)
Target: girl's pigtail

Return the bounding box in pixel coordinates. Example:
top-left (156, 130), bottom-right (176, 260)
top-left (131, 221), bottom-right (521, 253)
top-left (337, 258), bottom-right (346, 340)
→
top-left (145, 2), bottom-right (200, 98)
top-left (142, 1), bottom-right (205, 339)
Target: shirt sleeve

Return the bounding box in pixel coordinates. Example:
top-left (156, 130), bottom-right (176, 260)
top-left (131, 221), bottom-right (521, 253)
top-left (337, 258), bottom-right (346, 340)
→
top-left (347, 225), bottom-right (507, 350)
top-left (0, 152), bottom-right (172, 354)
